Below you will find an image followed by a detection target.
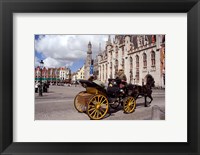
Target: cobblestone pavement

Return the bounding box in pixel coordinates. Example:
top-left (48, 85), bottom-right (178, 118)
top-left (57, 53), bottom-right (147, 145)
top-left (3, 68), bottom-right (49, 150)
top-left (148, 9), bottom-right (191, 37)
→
top-left (35, 85), bottom-right (165, 120)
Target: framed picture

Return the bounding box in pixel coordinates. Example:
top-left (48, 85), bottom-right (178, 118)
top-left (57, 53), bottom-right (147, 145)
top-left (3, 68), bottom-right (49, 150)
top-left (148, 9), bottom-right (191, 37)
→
top-left (0, 0), bottom-right (199, 154)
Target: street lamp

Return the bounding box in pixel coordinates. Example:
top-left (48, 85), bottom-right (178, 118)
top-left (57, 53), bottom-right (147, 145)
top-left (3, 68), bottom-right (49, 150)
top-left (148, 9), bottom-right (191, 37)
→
top-left (39, 60), bottom-right (44, 96)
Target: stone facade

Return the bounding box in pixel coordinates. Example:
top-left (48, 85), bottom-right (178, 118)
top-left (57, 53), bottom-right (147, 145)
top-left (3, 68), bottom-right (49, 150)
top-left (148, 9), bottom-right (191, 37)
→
top-left (94, 35), bottom-right (165, 88)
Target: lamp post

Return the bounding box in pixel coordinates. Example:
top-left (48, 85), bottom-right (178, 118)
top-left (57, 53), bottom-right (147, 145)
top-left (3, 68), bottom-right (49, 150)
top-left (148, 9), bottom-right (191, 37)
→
top-left (39, 60), bottom-right (44, 96)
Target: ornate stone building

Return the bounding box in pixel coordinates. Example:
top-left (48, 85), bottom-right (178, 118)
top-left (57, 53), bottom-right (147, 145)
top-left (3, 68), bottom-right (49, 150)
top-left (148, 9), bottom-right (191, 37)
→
top-left (95, 35), bottom-right (165, 88)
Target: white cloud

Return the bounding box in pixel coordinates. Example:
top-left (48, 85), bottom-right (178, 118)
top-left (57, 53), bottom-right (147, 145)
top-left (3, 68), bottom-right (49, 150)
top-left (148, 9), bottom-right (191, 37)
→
top-left (35, 56), bottom-right (40, 67)
top-left (43, 57), bottom-right (73, 68)
top-left (35, 35), bottom-right (113, 68)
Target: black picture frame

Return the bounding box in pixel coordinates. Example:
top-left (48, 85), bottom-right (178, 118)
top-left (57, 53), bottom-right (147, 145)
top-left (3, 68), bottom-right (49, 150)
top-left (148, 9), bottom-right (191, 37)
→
top-left (0, 0), bottom-right (200, 154)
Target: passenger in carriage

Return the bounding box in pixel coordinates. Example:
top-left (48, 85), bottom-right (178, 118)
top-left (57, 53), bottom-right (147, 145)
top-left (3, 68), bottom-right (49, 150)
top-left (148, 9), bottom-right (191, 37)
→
top-left (115, 69), bottom-right (127, 89)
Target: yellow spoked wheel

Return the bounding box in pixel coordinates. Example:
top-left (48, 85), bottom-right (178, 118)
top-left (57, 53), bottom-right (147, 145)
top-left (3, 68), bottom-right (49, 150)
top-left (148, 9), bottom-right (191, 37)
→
top-left (87, 94), bottom-right (109, 120)
top-left (74, 91), bottom-right (86, 113)
top-left (123, 96), bottom-right (136, 113)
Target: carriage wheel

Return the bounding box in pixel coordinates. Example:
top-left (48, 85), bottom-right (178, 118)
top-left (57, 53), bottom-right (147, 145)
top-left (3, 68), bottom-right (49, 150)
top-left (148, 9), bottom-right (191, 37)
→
top-left (123, 96), bottom-right (136, 113)
top-left (87, 94), bottom-right (109, 120)
top-left (74, 91), bottom-right (86, 113)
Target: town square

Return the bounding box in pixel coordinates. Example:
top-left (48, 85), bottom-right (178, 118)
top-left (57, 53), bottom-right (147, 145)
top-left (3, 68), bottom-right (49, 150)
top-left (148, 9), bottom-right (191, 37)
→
top-left (35, 35), bottom-right (165, 120)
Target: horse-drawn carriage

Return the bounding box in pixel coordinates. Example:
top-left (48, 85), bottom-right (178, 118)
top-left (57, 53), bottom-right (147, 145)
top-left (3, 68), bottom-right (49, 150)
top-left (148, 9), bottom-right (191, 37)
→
top-left (74, 78), bottom-right (137, 120)
top-left (74, 77), bottom-right (154, 120)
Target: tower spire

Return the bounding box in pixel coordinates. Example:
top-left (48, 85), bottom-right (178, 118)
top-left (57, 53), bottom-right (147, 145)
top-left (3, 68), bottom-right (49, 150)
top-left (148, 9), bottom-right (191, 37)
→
top-left (87, 41), bottom-right (92, 54)
top-left (108, 35), bottom-right (111, 42)
top-left (99, 43), bottom-right (101, 52)
top-left (106, 35), bottom-right (112, 45)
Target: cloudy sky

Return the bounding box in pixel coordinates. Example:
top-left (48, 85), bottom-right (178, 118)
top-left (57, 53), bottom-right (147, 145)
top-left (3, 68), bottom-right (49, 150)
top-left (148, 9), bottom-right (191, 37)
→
top-left (35, 35), bottom-right (114, 72)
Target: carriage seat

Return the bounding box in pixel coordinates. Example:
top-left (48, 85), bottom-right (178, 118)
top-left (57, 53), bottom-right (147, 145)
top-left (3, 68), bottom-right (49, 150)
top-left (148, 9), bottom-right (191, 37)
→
top-left (79, 80), bottom-right (106, 94)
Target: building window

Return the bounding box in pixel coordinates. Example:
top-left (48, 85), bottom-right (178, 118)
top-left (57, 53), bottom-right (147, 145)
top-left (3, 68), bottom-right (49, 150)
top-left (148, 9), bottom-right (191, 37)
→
top-left (151, 51), bottom-right (155, 67)
top-left (116, 46), bottom-right (118, 58)
top-left (122, 58), bottom-right (124, 70)
top-left (99, 66), bottom-right (101, 80)
top-left (136, 55), bottom-right (139, 68)
top-left (135, 55), bottom-right (140, 83)
top-left (143, 53), bottom-right (147, 68)
top-left (110, 62), bottom-right (112, 78)
top-left (130, 57), bottom-right (133, 69)
top-left (136, 68), bottom-right (139, 82)
top-left (102, 65), bottom-right (104, 81)
top-left (115, 59), bottom-right (118, 75)
top-left (105, 64), bottom-right (107, 80)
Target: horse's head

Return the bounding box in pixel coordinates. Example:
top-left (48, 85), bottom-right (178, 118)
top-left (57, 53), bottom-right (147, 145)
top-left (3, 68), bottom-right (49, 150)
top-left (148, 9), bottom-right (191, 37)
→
top-left (147, 79), bottom-right (155, 88)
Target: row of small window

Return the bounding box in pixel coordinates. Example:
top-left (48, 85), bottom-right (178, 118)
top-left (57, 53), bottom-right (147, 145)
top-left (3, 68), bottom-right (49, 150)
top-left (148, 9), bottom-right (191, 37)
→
top-left (108, 51), bottom-right (155, 69)
top-left (130, 52), bottom-right (156, 68)
top-left (130, 70), bottom-right (140, 81)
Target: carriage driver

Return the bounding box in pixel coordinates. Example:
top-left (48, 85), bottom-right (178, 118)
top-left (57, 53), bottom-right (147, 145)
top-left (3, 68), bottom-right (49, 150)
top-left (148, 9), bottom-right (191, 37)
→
top-left (115, 69), bottom-right (127, 89)
top-left (116, 69), bottom-right (127, 81)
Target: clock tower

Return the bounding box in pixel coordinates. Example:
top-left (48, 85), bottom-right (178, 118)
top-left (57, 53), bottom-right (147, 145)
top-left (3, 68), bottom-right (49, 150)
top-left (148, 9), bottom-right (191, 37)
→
top-left (84, 41), bottom-right (92, 80)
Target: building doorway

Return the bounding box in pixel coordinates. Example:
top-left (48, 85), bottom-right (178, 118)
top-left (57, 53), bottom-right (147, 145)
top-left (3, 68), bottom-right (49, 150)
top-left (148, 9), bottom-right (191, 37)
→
top-left (145, 74), bottom-right (155, 86)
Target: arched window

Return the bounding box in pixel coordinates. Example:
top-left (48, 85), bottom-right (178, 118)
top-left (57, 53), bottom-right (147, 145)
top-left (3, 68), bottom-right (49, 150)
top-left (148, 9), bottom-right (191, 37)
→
top-left (130, 57), bottom-right (133, 69)
top-left (122, 58), bottom-right (124, 70)
top-left (143, 53), bottom-right (147, 68)
top-left (99, 66), bottom-right (101, 80)
top-left (151, 51), bottom-right (155, 67)
top-left (135, 55), bottom-right (140, 83)
top-left (136, 69), bottom-right (139, 82)
top-left (115, 59), bottom-right (118, 75)
top-left (116, 46), bottom-right (118, 58)
top-left (136, 55), bottom-right (139, 68)
top-left (102, 65), bottom-right (104, 81)
top-left (122, 47), bottom-right (124, 56)
top-left (110, 62), bottom-right (112, 78)
top-left (105, 64), bottom-right (107, 80)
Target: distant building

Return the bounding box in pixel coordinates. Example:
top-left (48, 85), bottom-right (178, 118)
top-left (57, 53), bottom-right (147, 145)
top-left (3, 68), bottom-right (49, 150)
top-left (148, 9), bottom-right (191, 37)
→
top-left (35, 67), bottom-right (71, 84)
top-left (76, 65), bottom-right (85, 80)
top-left (58, 67), bottom-right (71, 82)
top-left (35, 66), bottom-right (48, 81)
top-left (71, 72), bottom-right (77, 82)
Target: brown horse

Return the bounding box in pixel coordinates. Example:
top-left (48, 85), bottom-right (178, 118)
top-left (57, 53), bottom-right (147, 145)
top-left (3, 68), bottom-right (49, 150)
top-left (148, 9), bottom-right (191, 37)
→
top-left (127, 79), bottom-right (155, 107)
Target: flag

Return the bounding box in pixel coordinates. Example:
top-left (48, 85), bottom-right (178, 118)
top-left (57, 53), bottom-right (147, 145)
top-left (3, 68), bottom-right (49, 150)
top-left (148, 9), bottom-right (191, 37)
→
top-left (90, 65), bottom-right (93, 75)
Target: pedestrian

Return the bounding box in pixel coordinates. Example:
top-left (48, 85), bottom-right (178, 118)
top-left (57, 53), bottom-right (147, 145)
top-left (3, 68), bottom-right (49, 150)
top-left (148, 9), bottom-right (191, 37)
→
top-left (35, 82), bottom-right (39, 93)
